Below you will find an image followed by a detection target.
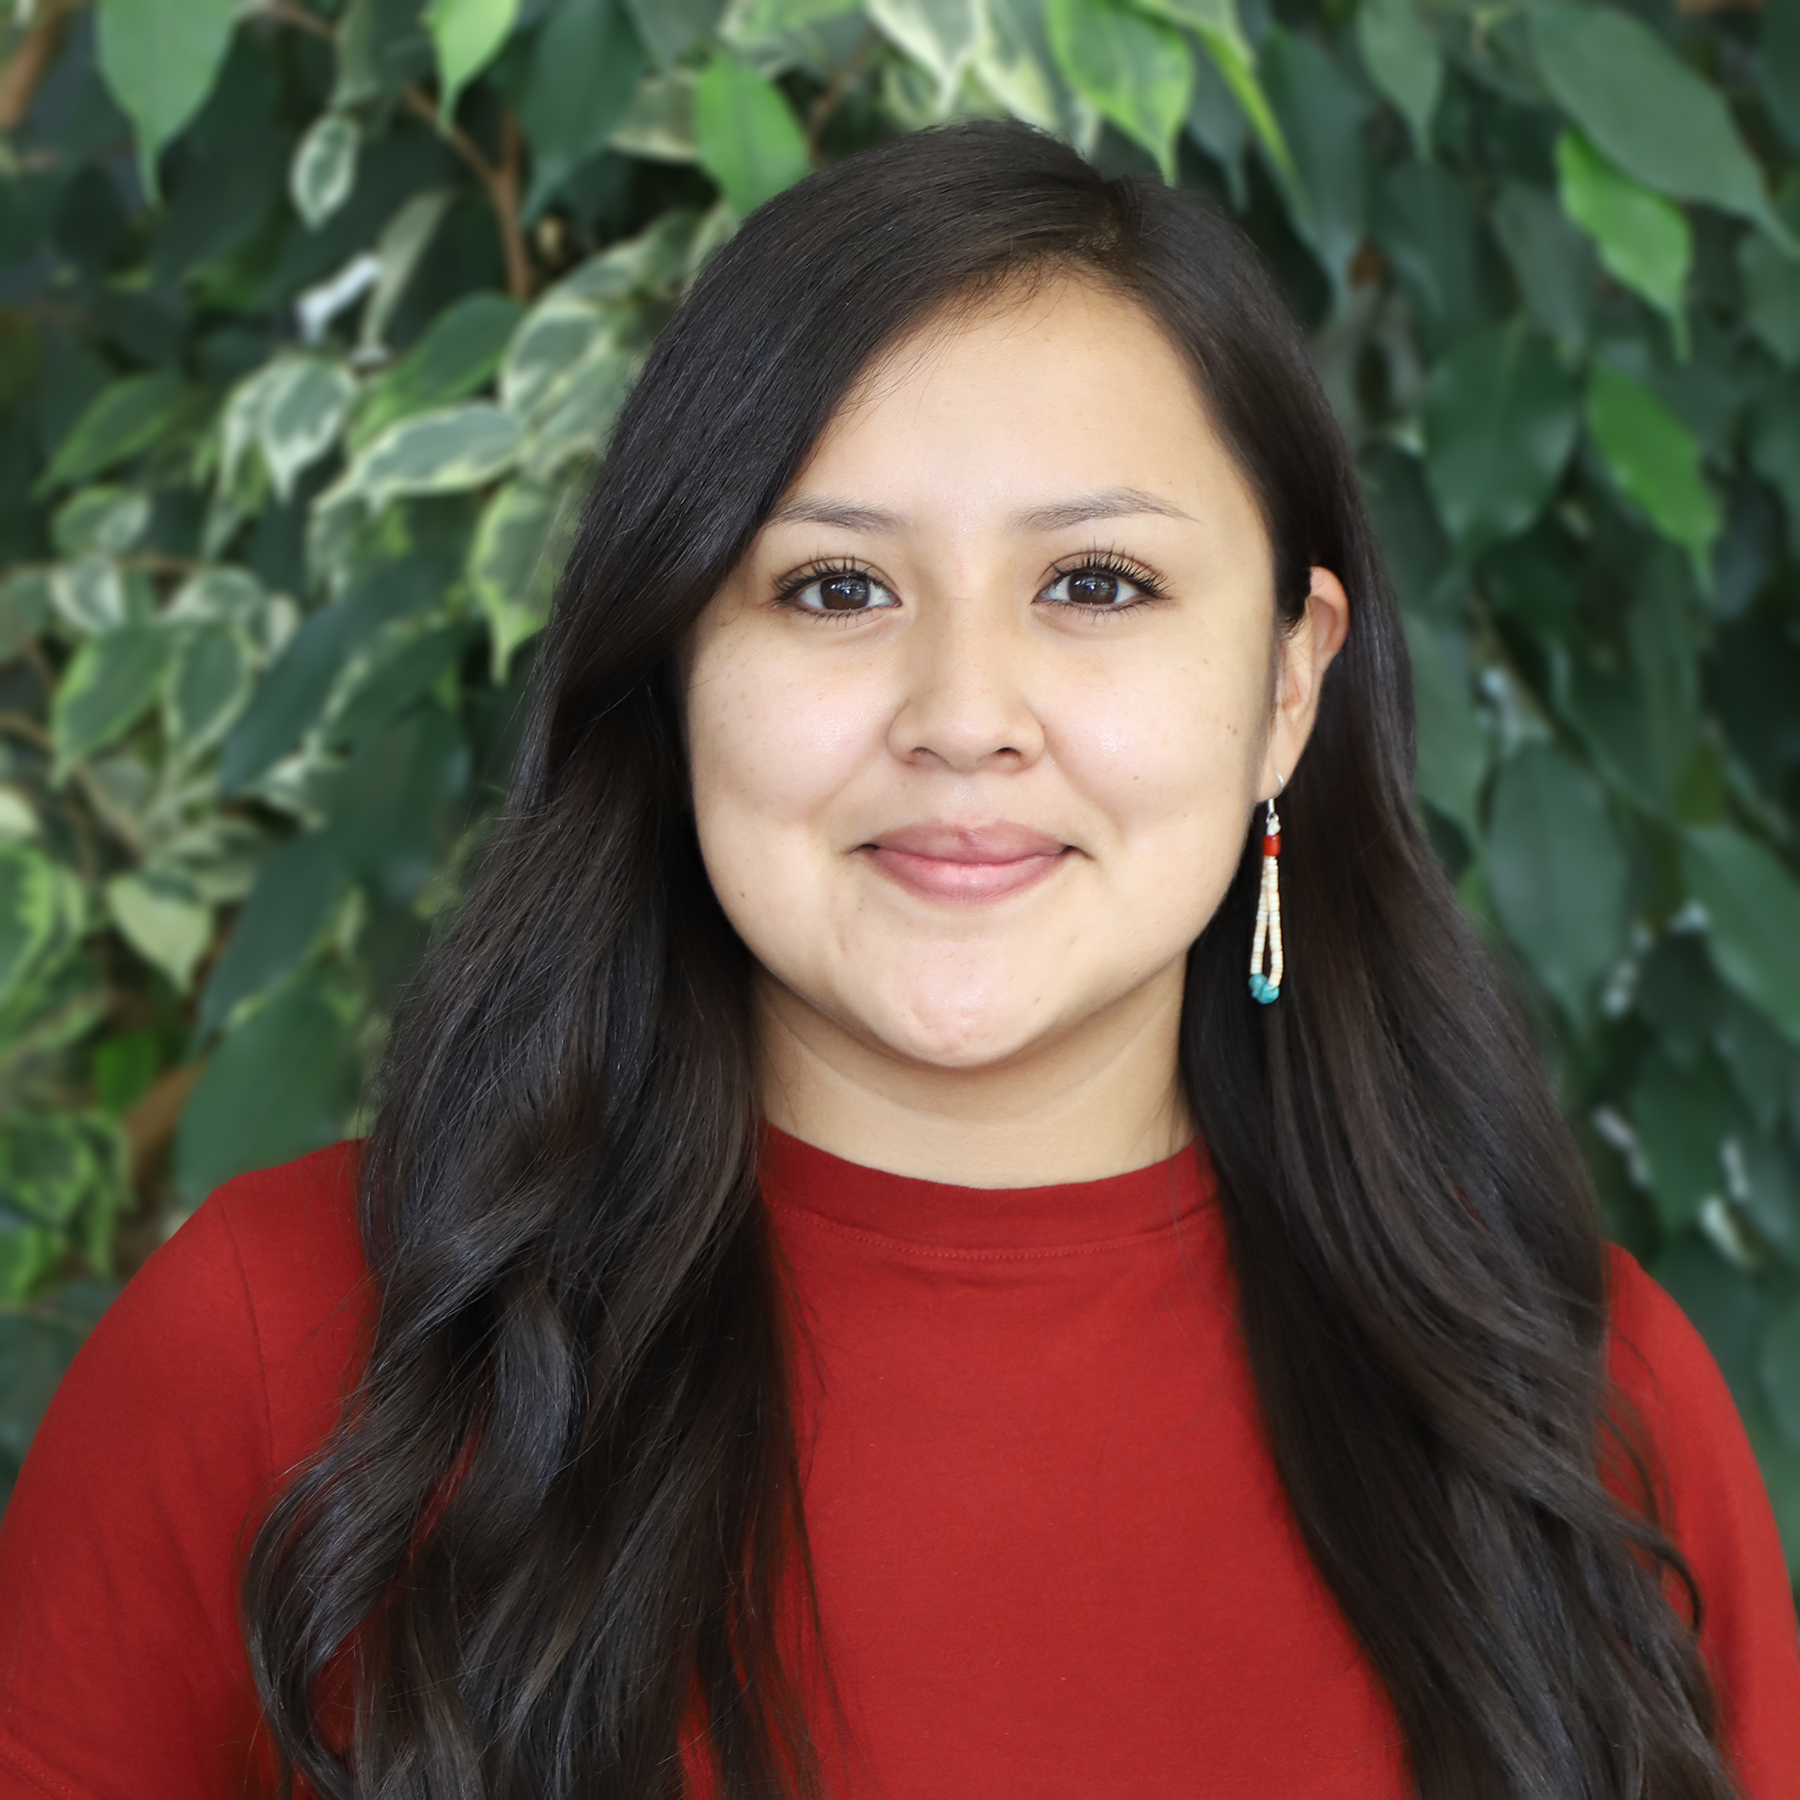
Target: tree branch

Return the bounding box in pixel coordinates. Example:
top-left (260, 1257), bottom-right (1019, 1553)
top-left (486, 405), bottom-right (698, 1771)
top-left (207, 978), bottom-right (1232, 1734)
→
top-left (402, 86), bottom-right (534, 302)
top-left (0, 0), bottom-right (81, 135)
top-left (807, 27), bottom-right (878, 159)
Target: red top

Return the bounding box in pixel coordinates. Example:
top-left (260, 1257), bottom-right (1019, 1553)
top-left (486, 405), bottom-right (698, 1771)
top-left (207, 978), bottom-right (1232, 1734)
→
top-left (2, 1133), bottom-right (1797, 1799)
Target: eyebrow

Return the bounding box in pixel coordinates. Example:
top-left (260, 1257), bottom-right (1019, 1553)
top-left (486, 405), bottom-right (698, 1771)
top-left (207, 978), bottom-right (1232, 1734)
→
top-left (764, 485), bottom-right (1193, 534)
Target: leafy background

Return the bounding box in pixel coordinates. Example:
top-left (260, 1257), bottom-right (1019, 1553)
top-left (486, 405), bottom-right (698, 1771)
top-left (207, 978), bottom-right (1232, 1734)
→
top-left (1, 0), bottom-right (1798, 1607)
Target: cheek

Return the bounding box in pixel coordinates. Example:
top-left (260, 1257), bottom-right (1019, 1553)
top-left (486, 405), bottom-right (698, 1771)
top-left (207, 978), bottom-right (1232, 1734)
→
top-left (1049, 646), bottom-right (1265, 854)
top-left (686, 635), bottom-right (890, 912)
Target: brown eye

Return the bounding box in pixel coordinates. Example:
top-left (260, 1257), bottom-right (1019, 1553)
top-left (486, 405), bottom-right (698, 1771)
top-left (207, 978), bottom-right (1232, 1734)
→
top-left (1067, 572), bottom-right (1120, 606)
top-left (789, 569), bottom-right (899, 614)
top-left (1041, 565), bottom-right (1150, 609)
top-left (820, 574), bottom-right (871, 610)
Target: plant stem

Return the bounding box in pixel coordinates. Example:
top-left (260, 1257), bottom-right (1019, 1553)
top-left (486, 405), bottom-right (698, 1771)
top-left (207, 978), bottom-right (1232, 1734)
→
top-left (402, 88), bottom-right (534, 301)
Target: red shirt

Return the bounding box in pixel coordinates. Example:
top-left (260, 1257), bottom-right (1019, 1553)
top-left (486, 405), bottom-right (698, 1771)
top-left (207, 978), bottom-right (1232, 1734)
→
top-left (2, 1133), bottom-right (1797, 1798)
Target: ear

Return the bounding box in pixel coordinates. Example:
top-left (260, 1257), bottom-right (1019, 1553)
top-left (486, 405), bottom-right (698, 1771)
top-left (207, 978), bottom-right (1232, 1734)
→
top-left (1260, 566), bottom-right (1350, 799)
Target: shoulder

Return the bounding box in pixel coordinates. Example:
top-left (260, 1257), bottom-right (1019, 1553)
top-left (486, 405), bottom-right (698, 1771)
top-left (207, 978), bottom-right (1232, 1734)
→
top-left (0, 1143), bottom-right (371, 1800)
top-left (193, 1140), bottom-right (371, 1467)
top-left (92, 1140), bottom-right (370, 1474)
top-left (1603, 1243), bottom-right (1800, 1797)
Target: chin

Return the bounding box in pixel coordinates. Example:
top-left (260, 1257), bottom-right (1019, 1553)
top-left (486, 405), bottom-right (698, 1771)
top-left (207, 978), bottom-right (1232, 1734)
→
top-left (861, 972), bottom-right (1062, 1071)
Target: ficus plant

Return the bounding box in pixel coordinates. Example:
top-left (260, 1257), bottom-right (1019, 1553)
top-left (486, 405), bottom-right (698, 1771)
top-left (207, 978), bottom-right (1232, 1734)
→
top-left (0, 0), bottom-right (1797, 1598)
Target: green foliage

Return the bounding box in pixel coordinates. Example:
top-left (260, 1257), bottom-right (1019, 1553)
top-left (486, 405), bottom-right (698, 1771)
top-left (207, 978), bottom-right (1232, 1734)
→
top-left (0, 0), bottom-right (1797, 1595)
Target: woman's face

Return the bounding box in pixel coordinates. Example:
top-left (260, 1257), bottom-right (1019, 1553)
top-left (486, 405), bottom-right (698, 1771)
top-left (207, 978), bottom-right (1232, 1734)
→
top-left (685, 278), bottom-right (1344, 1082)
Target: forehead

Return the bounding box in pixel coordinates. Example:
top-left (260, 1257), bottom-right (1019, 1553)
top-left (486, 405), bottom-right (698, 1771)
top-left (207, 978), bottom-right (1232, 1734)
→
top-left (788, 277), bottom-right (1237, 516)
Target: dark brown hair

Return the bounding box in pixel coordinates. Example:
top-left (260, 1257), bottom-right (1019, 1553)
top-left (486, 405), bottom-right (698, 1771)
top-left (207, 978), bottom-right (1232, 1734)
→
top-left (245, 121), bottom-right (1736, 1799)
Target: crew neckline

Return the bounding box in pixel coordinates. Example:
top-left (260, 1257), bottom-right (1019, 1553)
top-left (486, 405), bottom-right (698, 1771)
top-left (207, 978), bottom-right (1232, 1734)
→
top-left (757, 1123), bottom-right (1216, 1253)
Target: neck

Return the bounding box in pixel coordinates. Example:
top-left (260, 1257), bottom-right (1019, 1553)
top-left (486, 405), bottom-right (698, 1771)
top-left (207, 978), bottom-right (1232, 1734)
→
top-left (752, 963), bottom-right (1192, 1188)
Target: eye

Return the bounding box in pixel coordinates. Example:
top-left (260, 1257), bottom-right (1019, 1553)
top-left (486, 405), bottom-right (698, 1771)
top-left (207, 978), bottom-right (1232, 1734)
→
top-left (1038, 558), bottom-right (1159, 611)
top-left (782, 566), bottom-right (900, 616)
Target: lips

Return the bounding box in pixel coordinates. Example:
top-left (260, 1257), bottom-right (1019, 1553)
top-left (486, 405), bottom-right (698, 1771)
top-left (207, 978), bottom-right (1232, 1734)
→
top-left (860, 822), bottom-right (1074, 905)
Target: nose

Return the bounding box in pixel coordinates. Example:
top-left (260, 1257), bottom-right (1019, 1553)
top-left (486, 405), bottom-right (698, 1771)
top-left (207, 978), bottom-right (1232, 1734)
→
top-left (886, 593), bottom-right (1045, 775)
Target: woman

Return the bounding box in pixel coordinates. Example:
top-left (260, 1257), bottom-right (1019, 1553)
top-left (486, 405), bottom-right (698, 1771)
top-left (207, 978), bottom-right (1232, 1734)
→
top-left (1, 121), bottom-right (1796, 1800)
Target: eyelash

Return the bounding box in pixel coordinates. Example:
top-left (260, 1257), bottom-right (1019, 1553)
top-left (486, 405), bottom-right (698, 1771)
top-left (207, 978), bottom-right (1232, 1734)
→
top-left (772, 546), bottom-right (1168, 621)
top-left (1043, 546), bottom-right (1167, 614)
top-left (774, 557), bottom-right (883, 624)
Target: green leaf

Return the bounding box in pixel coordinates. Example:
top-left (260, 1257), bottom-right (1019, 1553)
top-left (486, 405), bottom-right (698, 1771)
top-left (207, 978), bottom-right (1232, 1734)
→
top-left (334, 403), bottom-right (521, 509)
top-left (1554, 132), bottom-right (1690, 356)
top-left (1764, 0), bottom-right (1800, 160)
top-left (520, 338), bottom-right (640, 478)
top-left (1140, 0), bottom-right (1292, 185)
top-left (166, 623), bottom-right (253, 757)
top-left (257, 357), bottom-right (358, 504)
top-left (1361, 444), bottom-right (1453, 618)
top-left (1682, 826), bottom-right (1800, 1044)
top-left (728, 0), bottom-right (857, 34)
top-left (1490, 181), bottom-right (1597, 353)
top-left (95, 0), bottom-right (239, 197)
top-left (1356, 0), bottom-right (1439, 160)
top-left (166, 567), bottom-right (271, 631)
top-left (362, 189), bottom-right (456, 354)
top-left (1530, 4), bottom-right (1793, 251)
top-left (322, 618), bottom-right (475, 753)
top-left (1261, 28), bottom-right (1371, 298)
top-left (0, 848), bottom-right (69, 1010)
top-left (1584, 362), bottom-right (1719, 564)
top-left (868, 0), bottom-right (988, 106)
top-left (290, 113), bottom-right (362, 230)
top-left (219, 561), bottom-right (443, 792)
top-left (1047, 0), bottom-right (1192, 183)
top-left (327, 705), bottom-right (471, 906)
top-left (105, 870), bottom-right (211, 993)
top-left (624, 0), bottom-right (725, 64)
top-left (50, 487), bottom-right (151, 559)
top-left (0, 573), bottom-right (52, 662)
top-left (1422, 323), bottom-right (1577, 553)
top-left (176, 977), bottom-right (360, 1205)
top-left (424, 0), bottom-right (521, 123)
top-left (38, 372), bottom-right (193, 492)
top-left (1764, 1298), bottom-right (1800, 1444)
top-left (354, 293), bottom-right (524, 448)
top-left (199, 832), bottom-right (345, 1031)
top-left (1740, 234), bottom-right (1800, 367)
top-left (1404, 615), bottom-right (1487, 834)
top-left (51, 624), bottom-right (173, 775)
top-left (334, 0), bottom-right (437, 106)
top-left (977, 0), bottom-right (1076, 136)
top-left (1374, 160), bottom-right (1495, 348)
top-left (470, 477), bottom-right (569, 680)
top-left (1486, 742), bottom-right (1628, 1020)
top-left (693, 58), bottom-right (812, 220)
top-left (608, 71), bottom-right (699, 163)
top-left (500, 298), bottom-right (615, 424)
top-left (519, 0), bottom-right (647, 216)
top-left (1631, 1051), bottom-right (1731, 1234)
top-left (1749, 378), bottom-right (1800, 559)
top-left (49, 557), bottom-right (136, 636)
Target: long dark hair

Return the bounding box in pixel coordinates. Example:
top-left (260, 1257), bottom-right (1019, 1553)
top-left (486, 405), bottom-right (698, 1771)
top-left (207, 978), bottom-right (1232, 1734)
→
top-left (244, 121), bottom-right (1736, 1800)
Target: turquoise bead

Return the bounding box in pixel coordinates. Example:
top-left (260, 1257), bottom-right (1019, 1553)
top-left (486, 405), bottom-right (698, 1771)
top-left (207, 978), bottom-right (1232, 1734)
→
top-left (1249, 973), bottom-right (1280, 1004)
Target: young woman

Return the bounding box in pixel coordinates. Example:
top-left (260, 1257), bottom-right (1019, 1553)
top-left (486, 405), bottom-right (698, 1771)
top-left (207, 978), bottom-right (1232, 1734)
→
top-left (2, 121), bottom-right (1796, 1800)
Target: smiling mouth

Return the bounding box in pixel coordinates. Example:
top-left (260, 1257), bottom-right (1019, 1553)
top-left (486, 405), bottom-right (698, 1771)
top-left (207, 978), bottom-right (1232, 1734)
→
top-left (859, 826), bottom-right (1075, 906)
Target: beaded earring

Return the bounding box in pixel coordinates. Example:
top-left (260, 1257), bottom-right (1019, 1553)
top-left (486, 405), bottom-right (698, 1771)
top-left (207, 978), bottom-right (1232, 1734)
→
top-left (1248, 777), bottom-right (1284, 1005)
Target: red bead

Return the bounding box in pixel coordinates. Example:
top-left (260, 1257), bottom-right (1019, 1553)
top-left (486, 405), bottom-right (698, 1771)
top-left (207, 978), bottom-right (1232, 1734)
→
top-left (1262, 834), bottom-right (1281, 858)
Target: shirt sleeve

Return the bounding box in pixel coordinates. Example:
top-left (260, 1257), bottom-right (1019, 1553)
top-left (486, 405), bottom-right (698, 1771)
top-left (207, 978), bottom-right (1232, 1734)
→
top-left (1607, 1245), bottom-right (1800, 1800)
top-left (0, 1196), bottom-right (276, 1800)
